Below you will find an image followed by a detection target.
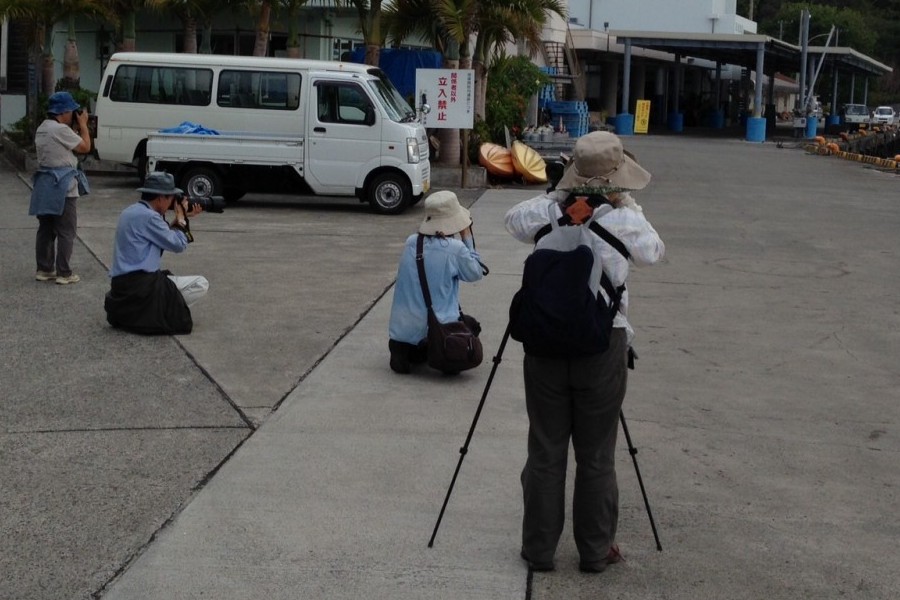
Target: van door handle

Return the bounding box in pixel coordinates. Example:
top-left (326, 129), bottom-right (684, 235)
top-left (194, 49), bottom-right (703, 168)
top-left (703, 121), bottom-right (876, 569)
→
top-left (314, 127), bottom-right (326, 133)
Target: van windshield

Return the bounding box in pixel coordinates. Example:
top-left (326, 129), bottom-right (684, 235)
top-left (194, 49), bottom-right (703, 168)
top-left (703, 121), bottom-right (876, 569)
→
top-left (845, 105), bottom-right (868, 115)
top-left (366, 71), bottom-right (417, 123)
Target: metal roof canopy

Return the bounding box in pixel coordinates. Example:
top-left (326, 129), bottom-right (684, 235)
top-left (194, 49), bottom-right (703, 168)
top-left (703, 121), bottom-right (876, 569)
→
top-left (611, 30), bottom-right (891, 78)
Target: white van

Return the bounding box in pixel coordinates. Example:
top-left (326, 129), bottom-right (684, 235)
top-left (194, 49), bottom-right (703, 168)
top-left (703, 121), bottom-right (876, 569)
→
top-left (94, 52), bottom-right (430, 213)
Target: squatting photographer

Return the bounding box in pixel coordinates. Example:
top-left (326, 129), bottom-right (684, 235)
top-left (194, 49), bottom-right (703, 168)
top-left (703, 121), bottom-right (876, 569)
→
top-left (104, 171), bottom-right (210, 335)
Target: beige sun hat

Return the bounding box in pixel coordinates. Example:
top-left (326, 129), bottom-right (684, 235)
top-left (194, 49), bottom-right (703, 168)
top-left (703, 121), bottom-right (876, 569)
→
top-left (419, 191), bottom-right (472, 236)
top-left (555, 131), bottom-right (651, 192)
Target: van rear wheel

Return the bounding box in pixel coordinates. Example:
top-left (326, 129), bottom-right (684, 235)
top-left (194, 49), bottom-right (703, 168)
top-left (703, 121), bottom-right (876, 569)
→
top-left (369, 173), bottom-right (410, 215)
top-left (181, 166), bottom-right (221, 200)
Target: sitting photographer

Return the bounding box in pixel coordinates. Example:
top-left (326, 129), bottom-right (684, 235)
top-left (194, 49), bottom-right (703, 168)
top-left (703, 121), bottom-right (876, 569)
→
top-left (387, 191), bottom-right (485, 374)
top-left (104, 171), bottom-right (209, 335)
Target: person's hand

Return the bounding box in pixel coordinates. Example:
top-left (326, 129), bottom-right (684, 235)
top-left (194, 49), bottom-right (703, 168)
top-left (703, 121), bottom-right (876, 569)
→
top-left (459, 224), bottom-right (472, 240)
top-left (173, 197), bottom-right (187, 220)
top-left (184, 202), bottom-right (203, 218)
top-left (75, 110), bottom-right (89, 129)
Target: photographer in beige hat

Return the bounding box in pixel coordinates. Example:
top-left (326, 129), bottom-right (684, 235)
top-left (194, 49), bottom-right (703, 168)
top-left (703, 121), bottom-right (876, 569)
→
top-left (387, 190), bottom-right (486, 374)
top-left (504, 131), bottom-right (665, 573)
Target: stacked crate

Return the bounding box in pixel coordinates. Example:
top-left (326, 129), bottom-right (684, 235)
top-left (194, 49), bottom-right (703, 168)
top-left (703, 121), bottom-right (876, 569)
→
top-left (539, 100), bottom-right (590, 138)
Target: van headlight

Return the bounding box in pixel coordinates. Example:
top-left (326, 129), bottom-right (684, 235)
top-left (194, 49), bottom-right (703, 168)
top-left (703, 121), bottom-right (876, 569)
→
top-left (407, 137), bottom-right (420, 163)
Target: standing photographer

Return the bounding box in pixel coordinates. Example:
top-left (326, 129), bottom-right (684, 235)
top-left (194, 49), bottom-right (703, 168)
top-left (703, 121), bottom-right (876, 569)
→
top-left (104, 171), bottom-right (208, 335)
top-left (504, 131), bottom-right (665, 573)
top-left (29, 91), bottom-right (91, 285)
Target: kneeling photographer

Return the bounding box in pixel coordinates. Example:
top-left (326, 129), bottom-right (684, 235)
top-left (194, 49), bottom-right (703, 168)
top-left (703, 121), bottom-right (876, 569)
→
top-left (104, 171), bottom-right (210, 335)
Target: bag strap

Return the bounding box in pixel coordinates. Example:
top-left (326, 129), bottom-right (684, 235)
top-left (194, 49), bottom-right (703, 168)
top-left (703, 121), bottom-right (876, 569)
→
top-left (416, 234), bottom-right (467, 322)
top-left (415, 234), bottom-right (434, 311)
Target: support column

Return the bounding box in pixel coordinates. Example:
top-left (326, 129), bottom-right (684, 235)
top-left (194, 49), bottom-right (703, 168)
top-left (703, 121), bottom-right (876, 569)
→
top-left (615, 39), bottom-right (634, 135)
top-left (746, 42), bottom-right (766, 142)
top-left (668, 55), bottom-right (684, 132)
top-left (711, 62), bottom-right (724, 128)
top-left (601, 62), bottom-right (618, 124)
top-left (828, 63), bottom-right (840, 127)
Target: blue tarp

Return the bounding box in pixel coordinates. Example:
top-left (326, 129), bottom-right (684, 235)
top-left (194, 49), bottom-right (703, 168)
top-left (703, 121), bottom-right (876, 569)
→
top-left (349, 48), bottom-right (442, 100)
top-left (159, 121), bottom-right (219, 135)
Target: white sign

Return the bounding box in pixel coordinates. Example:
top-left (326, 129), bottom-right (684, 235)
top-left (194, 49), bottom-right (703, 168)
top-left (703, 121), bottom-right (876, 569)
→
top-left (416, 68), bottom-right (474, 129)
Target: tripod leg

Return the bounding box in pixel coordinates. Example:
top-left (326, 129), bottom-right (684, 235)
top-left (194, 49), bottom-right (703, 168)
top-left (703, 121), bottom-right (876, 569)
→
top-left (428, 323), bottom-right (513, 548)
top-left (619, 411), bottom-right (663, 551)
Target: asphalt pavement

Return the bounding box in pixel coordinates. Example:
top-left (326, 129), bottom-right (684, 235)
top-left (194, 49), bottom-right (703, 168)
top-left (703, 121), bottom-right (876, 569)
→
top-left (2, 133), bottom-right (898, 600)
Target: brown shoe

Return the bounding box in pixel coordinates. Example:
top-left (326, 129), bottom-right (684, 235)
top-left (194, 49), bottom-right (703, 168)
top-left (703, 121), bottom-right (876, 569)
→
top-left (579, 544), bottom-right (624, 573)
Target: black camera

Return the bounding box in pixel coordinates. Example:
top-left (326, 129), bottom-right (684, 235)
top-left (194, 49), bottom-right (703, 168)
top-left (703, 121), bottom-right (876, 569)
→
top-left (183, 194), bottom-right (226, 214)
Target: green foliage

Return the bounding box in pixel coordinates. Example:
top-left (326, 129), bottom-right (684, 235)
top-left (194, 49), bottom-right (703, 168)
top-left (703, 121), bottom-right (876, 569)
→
top-left (483, 55), bottom-right (550, 143)
top-left (3, 87), bottom-right (96, 149)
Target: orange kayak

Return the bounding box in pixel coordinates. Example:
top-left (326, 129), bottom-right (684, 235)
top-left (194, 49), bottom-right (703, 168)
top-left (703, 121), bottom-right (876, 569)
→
top-left (478, 142), bottom-right (516, 178)
top-left (510, 140), bottom-right (548, 184)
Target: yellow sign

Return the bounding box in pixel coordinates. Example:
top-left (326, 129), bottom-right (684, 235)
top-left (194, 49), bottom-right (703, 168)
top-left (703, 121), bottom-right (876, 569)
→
top-left (634, 100), bottom-right (651, 134)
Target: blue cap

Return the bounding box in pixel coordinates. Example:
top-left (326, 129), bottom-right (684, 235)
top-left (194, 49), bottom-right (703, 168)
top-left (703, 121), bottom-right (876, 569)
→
top-left (47, 92), bottom-right (81, 115)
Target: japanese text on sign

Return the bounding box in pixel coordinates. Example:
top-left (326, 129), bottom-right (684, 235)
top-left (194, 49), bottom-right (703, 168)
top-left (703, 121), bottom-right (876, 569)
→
top-left (415, 69), bottom-right (475, 130)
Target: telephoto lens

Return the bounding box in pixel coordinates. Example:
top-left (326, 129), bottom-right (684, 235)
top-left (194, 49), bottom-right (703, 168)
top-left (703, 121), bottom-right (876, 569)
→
top-left (185, 195), bottom-right (226, 213)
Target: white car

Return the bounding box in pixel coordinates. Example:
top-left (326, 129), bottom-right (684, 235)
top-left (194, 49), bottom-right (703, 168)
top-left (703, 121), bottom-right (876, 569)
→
top-left (872, 106), bottom-right (896, 125)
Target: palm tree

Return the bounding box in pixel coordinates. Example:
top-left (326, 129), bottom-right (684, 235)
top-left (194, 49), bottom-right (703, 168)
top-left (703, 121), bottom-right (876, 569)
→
top-left (102, 0), bottom-right (145, 51)
top-left (146, 0), bottom-right (238, 53)
top-left (471, 0), bottom-right (565, 118)
top-left (245, 0), bottom-right (272, 56)
top-left (279, 0), bottom-right (311, 58)
top-left (0, 0), bottom-right (110, 131)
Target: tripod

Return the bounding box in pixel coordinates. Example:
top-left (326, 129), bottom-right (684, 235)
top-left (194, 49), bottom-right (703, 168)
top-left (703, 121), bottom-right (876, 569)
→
top-left (428, 325), bottom-right (663, 551)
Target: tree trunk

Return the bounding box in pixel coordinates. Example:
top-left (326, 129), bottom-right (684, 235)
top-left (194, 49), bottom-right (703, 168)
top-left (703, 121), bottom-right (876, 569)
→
top-left (183, 16), bottom-right (198, 53)
top-left (435, 58), bottom-right (461, 165)
top-left (61, 16), bottom-right (80, 90)
top-left (42, 53), bottom-right (55, 96)
top-left (253, 1), bottom-right (272, 57)
top-left (200, 23), bottom-right (213, 54)
top-left (364, 44), bottom-right (380, 67)
top-left (364, 0), bottom-right (382, 66)
top-left (120, 12), bottom-right (136, 52)
top-left (473, 59), bottom-right (487, 120)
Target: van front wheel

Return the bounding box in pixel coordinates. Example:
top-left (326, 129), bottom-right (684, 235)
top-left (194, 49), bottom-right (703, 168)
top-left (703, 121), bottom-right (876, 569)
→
top-left (369, 173), bottom-right (410, 215)
top-left (181, 166), bottom-right (221, 200)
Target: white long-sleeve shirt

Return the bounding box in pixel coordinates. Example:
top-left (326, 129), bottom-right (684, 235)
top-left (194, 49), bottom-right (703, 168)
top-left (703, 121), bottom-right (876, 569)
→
top-left (504, 190), bottom-right (665, 343)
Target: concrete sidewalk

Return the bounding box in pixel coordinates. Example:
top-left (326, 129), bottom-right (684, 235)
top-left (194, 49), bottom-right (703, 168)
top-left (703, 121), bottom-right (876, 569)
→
top-left (3, 134), bottom-right (899, 599)
top-left (102, 137), bottom-right (900, 599)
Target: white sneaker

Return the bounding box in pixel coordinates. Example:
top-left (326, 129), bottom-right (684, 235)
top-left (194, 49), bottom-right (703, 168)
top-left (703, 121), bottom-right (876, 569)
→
top-left (35, 271), bottom-right (56, 281)
top-left (55, 273), bottom-right (81, 285)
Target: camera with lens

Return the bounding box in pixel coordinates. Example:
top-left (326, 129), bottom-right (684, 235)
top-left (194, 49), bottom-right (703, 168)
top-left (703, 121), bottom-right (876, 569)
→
top-left (170, 194), bottom-right (226, 214)
top-left (178, 194), bottom-right (226, 214)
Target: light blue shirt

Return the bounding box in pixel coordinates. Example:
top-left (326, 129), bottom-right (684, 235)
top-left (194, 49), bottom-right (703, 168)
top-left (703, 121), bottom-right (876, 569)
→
top-left (109, 201), bottom-right (189, 277)
top-left (388, 233), bottom-right (484, 345)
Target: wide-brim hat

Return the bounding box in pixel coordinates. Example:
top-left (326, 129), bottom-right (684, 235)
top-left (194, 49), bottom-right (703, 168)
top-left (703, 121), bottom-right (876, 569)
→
top-left (419, 190), bottom-right (471, 236)
top-left (136, 171), bottom-right (183, 196)
top-left (556, 131), bottom-right (651, 192)
top-left (47, 92), bottom-right (80, 115)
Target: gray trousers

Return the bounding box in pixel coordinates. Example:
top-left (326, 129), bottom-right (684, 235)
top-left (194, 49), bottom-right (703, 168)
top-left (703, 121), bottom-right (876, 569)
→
top-left (520, 328), bottom-right (628, 565)
top-left (35, 197), bottom-right (77, 276)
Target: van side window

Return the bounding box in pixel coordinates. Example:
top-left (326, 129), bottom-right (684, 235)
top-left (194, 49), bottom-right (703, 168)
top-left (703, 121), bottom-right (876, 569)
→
top-left (217, 70), bottom-right (301, 110)
top-left (108, 65), bottom-right (212, 106)
top-left (315, 82), bottom-right (374, 125)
